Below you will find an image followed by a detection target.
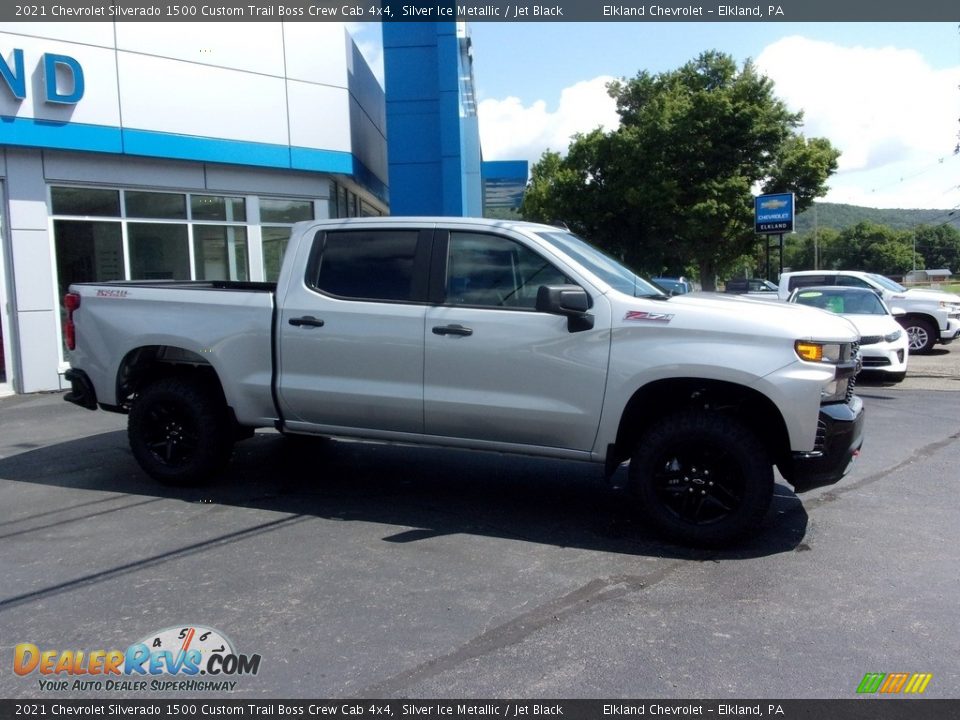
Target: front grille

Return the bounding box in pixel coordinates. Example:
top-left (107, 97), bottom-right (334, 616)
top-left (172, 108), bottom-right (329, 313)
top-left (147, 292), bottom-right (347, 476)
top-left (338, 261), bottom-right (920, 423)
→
top-left (846, 371), bottom-right (857, 402)
top-left (859, 335), bottom-right (882, 346)
top-left (862, 357), bottom-right (892, 367)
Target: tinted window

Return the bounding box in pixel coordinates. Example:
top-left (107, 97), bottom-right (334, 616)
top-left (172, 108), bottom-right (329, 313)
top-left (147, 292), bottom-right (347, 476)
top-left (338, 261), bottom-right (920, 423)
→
top-left (446, 233), bottom-right (570, 309)
top-left (51, 187), bottom-right (120, 217)
top-left (789, 275), bottom-right (835, 291)
top-left (836, 275), bottom-right (872, 289)
top-left (313, 231), bottom-right (419, 301)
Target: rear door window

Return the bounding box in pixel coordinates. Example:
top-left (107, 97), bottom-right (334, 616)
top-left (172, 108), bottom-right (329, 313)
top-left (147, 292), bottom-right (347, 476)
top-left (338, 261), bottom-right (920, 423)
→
top-left (309, 230), bottom-right (421, 302)
top-left (789, 275), bottom-right (835, 291)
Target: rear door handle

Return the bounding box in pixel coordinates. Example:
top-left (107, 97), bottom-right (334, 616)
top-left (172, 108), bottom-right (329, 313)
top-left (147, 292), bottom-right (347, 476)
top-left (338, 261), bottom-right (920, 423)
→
top-left (289, 315), bottom-right (325, 328)
top-left (432, 324), bottom-right (473, 337)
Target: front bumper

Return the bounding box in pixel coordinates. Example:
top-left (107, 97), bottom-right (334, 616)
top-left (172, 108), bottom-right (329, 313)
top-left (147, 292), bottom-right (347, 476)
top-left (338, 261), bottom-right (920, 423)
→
top-left (940, 317), bottom-right (960, 345)
top-left (782, 396), bottom-right (864, 493)
top-left (859, 339), bottom-right (908, 374)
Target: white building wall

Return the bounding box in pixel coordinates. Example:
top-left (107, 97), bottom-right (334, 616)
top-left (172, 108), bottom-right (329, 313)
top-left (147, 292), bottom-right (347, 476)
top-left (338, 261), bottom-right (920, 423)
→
top-left (0, 23), bottom-right (387, 187)
top-left (1, 147), bottom-right (339, 393)
top-left (0, 22), bottom-right (387, 394)
top-left (4, 149), bottom-right (60, 392)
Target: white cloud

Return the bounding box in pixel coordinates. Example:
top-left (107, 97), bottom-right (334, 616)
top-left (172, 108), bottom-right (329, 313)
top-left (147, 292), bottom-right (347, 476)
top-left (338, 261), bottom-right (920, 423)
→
top-left (344, 23), bottom-right (384, 87)
top-left (477, 76), bottom-right (621, 165)
top-left (755, 36), bottom-right (960, 209)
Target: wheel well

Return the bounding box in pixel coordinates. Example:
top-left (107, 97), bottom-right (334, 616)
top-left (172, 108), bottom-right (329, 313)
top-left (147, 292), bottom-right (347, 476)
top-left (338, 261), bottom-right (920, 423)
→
top-left (610, 378), bottom-right (792, 475)
top-left (116, 346), bottom-right (226, 411)
top-left (899, 313), bottom-right (937, 328)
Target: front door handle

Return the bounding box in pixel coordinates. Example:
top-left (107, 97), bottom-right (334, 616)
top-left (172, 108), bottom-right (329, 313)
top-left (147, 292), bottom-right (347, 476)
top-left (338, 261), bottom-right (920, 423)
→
top-left (289, 315), bottom-right (325, 328)
top-left (432, 324), bottom-right (473, 337)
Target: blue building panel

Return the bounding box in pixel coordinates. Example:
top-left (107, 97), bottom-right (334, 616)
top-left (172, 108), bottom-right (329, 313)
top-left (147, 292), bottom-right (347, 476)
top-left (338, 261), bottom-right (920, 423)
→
top-left (386, 113), bottom-right (442, 164)
top-left (390, 163), bottom-right (444, 216)
top-left (1, 116), bottom-right (123, 154)
top-left (381, 47), bottom-right (440, 101)
top-left (482, 160), bottom-right (530, 211)
top-left (385, 21), bottom-right (482, 217)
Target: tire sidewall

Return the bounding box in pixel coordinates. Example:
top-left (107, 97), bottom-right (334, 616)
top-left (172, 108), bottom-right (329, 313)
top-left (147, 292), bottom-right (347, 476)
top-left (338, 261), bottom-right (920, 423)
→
top-left (128, 376), bottom-right (233, 486)
top-left (900, 317), bottom-right (937, 354)
top-left (629, 412), bottom-right (774, 546)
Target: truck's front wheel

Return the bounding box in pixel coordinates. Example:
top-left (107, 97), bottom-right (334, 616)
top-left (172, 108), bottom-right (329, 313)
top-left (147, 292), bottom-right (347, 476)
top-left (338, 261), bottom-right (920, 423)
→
top-left (128, 376), bottom-right (234, 486)
top-left (630, 412), bottom-right (773, 546)
top-left (900, 316), bottom-right (937, 354)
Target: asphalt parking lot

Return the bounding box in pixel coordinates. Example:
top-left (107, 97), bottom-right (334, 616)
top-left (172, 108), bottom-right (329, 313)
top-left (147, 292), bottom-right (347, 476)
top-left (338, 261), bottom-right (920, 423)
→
top-left (1, 350), bottom-right (958, 700)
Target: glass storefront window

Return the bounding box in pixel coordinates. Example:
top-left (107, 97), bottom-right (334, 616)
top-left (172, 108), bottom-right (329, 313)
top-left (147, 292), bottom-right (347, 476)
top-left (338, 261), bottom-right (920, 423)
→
top-left (128, 223), bottom-right (190, 280)
top-left (262, 227), bottom-right (291, 283)
top-left (260, 198), bottom-right (313, 224)
top-left (125, 191), bottom-right (187, 219)
top-left (53, 220), bottom-right (125, 353)
top-left (193, 225), bottom-right (249, 281)
top-left (53, 220), bottom-right (125, 298)
top-left (51, 188), bottom-right (120, 217)
top-left (191, 195), bottom-right (246, 222)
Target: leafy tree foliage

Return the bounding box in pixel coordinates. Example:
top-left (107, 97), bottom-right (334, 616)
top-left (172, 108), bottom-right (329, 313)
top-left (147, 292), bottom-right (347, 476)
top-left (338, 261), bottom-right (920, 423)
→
top-left (913, 224), bottom-right (960, 271)
top-left (784, 221), bottom-right (939, 276)
top-left (521, 51), bottom-right (840, 289)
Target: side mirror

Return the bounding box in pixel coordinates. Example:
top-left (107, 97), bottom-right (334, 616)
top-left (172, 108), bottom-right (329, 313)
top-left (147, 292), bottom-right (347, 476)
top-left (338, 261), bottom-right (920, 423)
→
top-left (890, 307), bottom-right (906, 317)
top-left (536, 285), bottom-right (594, 332)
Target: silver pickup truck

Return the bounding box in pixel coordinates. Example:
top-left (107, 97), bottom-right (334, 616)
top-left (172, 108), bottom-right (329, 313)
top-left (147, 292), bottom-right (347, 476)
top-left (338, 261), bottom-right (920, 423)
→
top-left (64, 217), bottom-right (864, 546)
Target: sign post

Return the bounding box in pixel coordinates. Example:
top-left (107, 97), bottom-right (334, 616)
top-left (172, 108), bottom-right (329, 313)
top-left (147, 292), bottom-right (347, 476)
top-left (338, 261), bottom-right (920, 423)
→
top-left (754, 192), bottom-right (795, 281)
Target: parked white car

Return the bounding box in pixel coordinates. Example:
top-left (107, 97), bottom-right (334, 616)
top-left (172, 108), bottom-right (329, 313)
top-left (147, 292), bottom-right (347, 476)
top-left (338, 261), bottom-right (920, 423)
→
top-left (789, 286), bottom-right (909, 382)
top-left (778, 270), bottom-right (960, 354)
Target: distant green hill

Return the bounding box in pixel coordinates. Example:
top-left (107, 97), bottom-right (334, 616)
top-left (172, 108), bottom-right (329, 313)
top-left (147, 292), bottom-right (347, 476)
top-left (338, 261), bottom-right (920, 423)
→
top-left (794, 203), bottom-right (953, 233)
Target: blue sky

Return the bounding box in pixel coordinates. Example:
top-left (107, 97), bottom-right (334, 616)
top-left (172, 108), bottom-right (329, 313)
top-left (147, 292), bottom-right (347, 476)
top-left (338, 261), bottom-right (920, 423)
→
top-left (352, 22), bottom-right (960, 210)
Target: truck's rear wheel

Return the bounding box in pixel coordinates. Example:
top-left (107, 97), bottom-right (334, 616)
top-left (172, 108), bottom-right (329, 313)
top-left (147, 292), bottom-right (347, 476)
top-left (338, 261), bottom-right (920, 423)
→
top-left (629, 412), bottom-right (773, 546)
top-left (128, 376), bottom-right (234, 486)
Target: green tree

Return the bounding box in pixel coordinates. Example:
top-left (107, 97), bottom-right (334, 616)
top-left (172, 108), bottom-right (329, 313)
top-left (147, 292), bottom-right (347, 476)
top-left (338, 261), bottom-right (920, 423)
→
top-left (913, 223), bottom-right (960, 271)
top-left (522, 51), bottom-right (840, 289)
top-left (833, 221), bottom-right (922, 275)
top-left (783, 228), bottom-right (840, 271)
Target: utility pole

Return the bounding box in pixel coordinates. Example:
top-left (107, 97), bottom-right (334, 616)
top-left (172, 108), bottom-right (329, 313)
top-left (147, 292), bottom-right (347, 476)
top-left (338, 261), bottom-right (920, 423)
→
top-left (813, 203), bottom-right (819, 270)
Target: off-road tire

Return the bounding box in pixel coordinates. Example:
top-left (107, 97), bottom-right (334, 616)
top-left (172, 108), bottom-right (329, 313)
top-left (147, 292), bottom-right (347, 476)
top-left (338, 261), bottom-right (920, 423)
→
top-left (630, 411), bottom-right (774, 547)
top-left (128, 376), bottom-right (234, 486)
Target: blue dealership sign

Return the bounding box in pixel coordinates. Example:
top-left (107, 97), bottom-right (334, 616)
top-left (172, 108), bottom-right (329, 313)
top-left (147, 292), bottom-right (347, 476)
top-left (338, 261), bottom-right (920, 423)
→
top-left (755, 192), bottom-right (795, 234)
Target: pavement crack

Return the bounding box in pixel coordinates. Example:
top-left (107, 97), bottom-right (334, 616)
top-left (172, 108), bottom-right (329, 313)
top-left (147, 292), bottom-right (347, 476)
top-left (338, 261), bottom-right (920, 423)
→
top-left (0, 514), bottom-right (310, 613)
top-left (358, 560), bottom-right (686, 697)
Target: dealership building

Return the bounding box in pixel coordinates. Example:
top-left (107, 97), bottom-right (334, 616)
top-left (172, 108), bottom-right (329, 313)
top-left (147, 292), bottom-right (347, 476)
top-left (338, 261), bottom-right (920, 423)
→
top-left (0, 21), bottom-right (522, 395)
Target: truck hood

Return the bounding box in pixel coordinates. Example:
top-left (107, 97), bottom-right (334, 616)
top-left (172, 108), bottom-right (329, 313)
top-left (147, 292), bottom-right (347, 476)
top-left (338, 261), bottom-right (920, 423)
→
top-left (621, 291), bottom-right (859, 342)
top-left (895, 288), bottom-right (960, 304)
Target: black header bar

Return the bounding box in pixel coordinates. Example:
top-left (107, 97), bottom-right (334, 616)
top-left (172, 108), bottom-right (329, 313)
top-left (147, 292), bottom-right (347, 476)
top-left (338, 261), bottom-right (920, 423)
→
top-left (1, 700), bottom-right (959, 720)
top-left (3, 0), bottom-right (960, 22)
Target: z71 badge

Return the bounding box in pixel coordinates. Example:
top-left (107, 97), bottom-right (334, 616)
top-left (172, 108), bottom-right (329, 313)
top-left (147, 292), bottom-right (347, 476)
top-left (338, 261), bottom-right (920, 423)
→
top-left (625, 310), bottom-right (674, 323)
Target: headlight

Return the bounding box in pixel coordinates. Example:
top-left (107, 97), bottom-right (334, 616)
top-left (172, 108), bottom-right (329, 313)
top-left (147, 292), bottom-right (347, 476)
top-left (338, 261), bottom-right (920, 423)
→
top-left (884, 329), bottom-right (902, 343)
top-left (795, 341), bottom-right (844, 363)
top-left (939, 301), bottom-right (960, 311)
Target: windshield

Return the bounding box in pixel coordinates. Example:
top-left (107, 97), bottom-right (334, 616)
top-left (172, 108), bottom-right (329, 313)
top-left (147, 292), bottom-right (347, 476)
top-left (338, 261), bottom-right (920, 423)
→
top-left (535, 231), bottom-right (666, 297)
top-left (794, 289), bottom-right (888, 315)
top-left (868, 273), bottom-right (907, 293)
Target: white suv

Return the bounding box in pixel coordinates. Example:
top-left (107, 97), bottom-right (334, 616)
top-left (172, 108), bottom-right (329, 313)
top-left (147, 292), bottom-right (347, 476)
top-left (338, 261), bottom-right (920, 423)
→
top-left (779, 270), bottom-right (960, 354)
